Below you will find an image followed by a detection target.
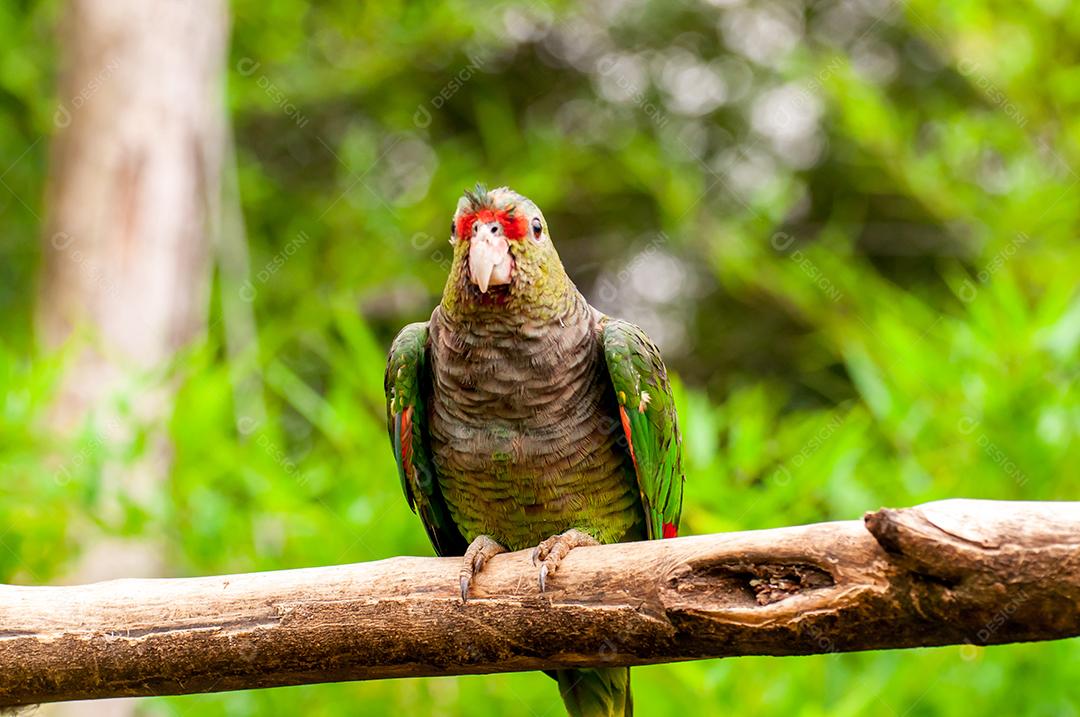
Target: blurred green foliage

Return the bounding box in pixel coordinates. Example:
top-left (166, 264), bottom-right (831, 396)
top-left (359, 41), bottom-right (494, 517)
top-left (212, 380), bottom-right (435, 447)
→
top-left (0, 0), bottom-right (1078, 715)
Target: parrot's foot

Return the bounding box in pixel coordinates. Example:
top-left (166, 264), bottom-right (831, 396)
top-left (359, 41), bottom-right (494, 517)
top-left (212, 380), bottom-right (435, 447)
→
top-left (459, 534), bottom-right (506, 603)
top-left (530, 529), bottom-right (599, 593)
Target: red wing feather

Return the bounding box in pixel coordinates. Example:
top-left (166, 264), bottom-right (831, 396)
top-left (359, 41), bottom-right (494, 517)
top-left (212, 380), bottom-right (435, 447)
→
top-left (618, 405), bottom-right (639, 473)
top-left (400, 405), bottom-right (414, 472)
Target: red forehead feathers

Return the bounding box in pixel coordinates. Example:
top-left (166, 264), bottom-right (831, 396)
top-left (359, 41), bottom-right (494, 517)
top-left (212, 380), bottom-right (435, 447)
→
top-left (456, 208), bottom-right (528, 241)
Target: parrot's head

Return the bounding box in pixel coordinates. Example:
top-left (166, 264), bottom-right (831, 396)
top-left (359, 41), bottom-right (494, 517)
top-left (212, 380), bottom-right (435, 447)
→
top-left (441, 184), bottom-right (572, 317)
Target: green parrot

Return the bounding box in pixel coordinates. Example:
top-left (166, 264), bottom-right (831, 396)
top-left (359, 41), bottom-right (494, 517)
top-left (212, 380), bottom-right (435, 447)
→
top-left (385, 185), bottom-right (684, 717)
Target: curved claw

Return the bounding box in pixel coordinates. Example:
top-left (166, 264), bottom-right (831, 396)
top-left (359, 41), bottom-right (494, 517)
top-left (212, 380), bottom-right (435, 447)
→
top-left (530, 529), bottom-right (599, 595)
top-left (459, 535), bottom-right (506, 605)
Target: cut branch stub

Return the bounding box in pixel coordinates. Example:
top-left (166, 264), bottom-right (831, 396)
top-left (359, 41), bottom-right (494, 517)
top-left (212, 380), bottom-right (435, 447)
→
top-left (863, 500), bottom-right (1080, 644)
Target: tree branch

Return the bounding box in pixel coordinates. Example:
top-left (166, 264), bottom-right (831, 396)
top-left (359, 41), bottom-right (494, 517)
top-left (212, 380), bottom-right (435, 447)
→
top-left (2, 499), bottom-right (1078, 706)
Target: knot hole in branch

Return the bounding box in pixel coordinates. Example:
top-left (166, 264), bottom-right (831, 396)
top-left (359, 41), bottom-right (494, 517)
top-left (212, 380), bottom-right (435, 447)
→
top-left (669, 560), bottom-right (836, 607)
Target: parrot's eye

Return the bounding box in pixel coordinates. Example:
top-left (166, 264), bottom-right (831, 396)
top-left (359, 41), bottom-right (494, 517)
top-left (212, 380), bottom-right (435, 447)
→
top-left (531, 217), bottom-right (543, 241)
top-left (449, 220), bottom-right (456, 241)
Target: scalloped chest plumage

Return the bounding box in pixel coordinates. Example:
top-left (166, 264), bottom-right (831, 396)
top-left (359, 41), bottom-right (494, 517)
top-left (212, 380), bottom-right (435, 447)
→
top-left (426, 295), bottom-right (645, 551)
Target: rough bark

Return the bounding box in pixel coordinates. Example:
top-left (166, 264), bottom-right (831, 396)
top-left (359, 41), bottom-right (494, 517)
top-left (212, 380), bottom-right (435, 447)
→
top-left (36, 1), bottom-right (229, 714)
top-left (0, 499), bottom-right (1076, 707)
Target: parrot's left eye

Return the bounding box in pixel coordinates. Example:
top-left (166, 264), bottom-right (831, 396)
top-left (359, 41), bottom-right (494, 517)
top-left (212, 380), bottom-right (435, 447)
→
top-left (449, 220), bottom-right (456, 242)
top-left (531, 217), bottom-right (543, 241)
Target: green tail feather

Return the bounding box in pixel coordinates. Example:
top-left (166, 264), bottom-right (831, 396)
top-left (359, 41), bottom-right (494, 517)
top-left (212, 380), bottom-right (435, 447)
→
top-left (556, 668), bottom-right (632, 717)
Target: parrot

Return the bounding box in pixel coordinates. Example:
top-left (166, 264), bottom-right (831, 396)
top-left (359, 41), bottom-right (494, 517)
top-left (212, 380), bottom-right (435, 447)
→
top-left (384, 184), bottom-right (684, 717)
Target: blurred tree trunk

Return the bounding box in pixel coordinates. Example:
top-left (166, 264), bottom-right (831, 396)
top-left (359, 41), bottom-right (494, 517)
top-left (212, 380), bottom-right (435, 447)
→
top-left (36, 0), bottom-right (230, 715)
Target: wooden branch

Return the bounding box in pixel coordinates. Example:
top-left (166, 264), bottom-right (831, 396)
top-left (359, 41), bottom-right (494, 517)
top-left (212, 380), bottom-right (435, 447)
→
top-left (2, 499), bottom-right (1078, 706)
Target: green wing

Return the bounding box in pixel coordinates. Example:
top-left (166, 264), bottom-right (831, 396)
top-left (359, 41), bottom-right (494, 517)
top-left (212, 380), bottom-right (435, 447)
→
top-left (384, 322), bottom-right (468, 557)
top-left (601, 318), bottom-right (684, 540)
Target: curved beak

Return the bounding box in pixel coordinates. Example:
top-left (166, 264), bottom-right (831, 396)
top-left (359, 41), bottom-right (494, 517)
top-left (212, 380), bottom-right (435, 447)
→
top-left (469, 222), bottom-right (513, 292)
